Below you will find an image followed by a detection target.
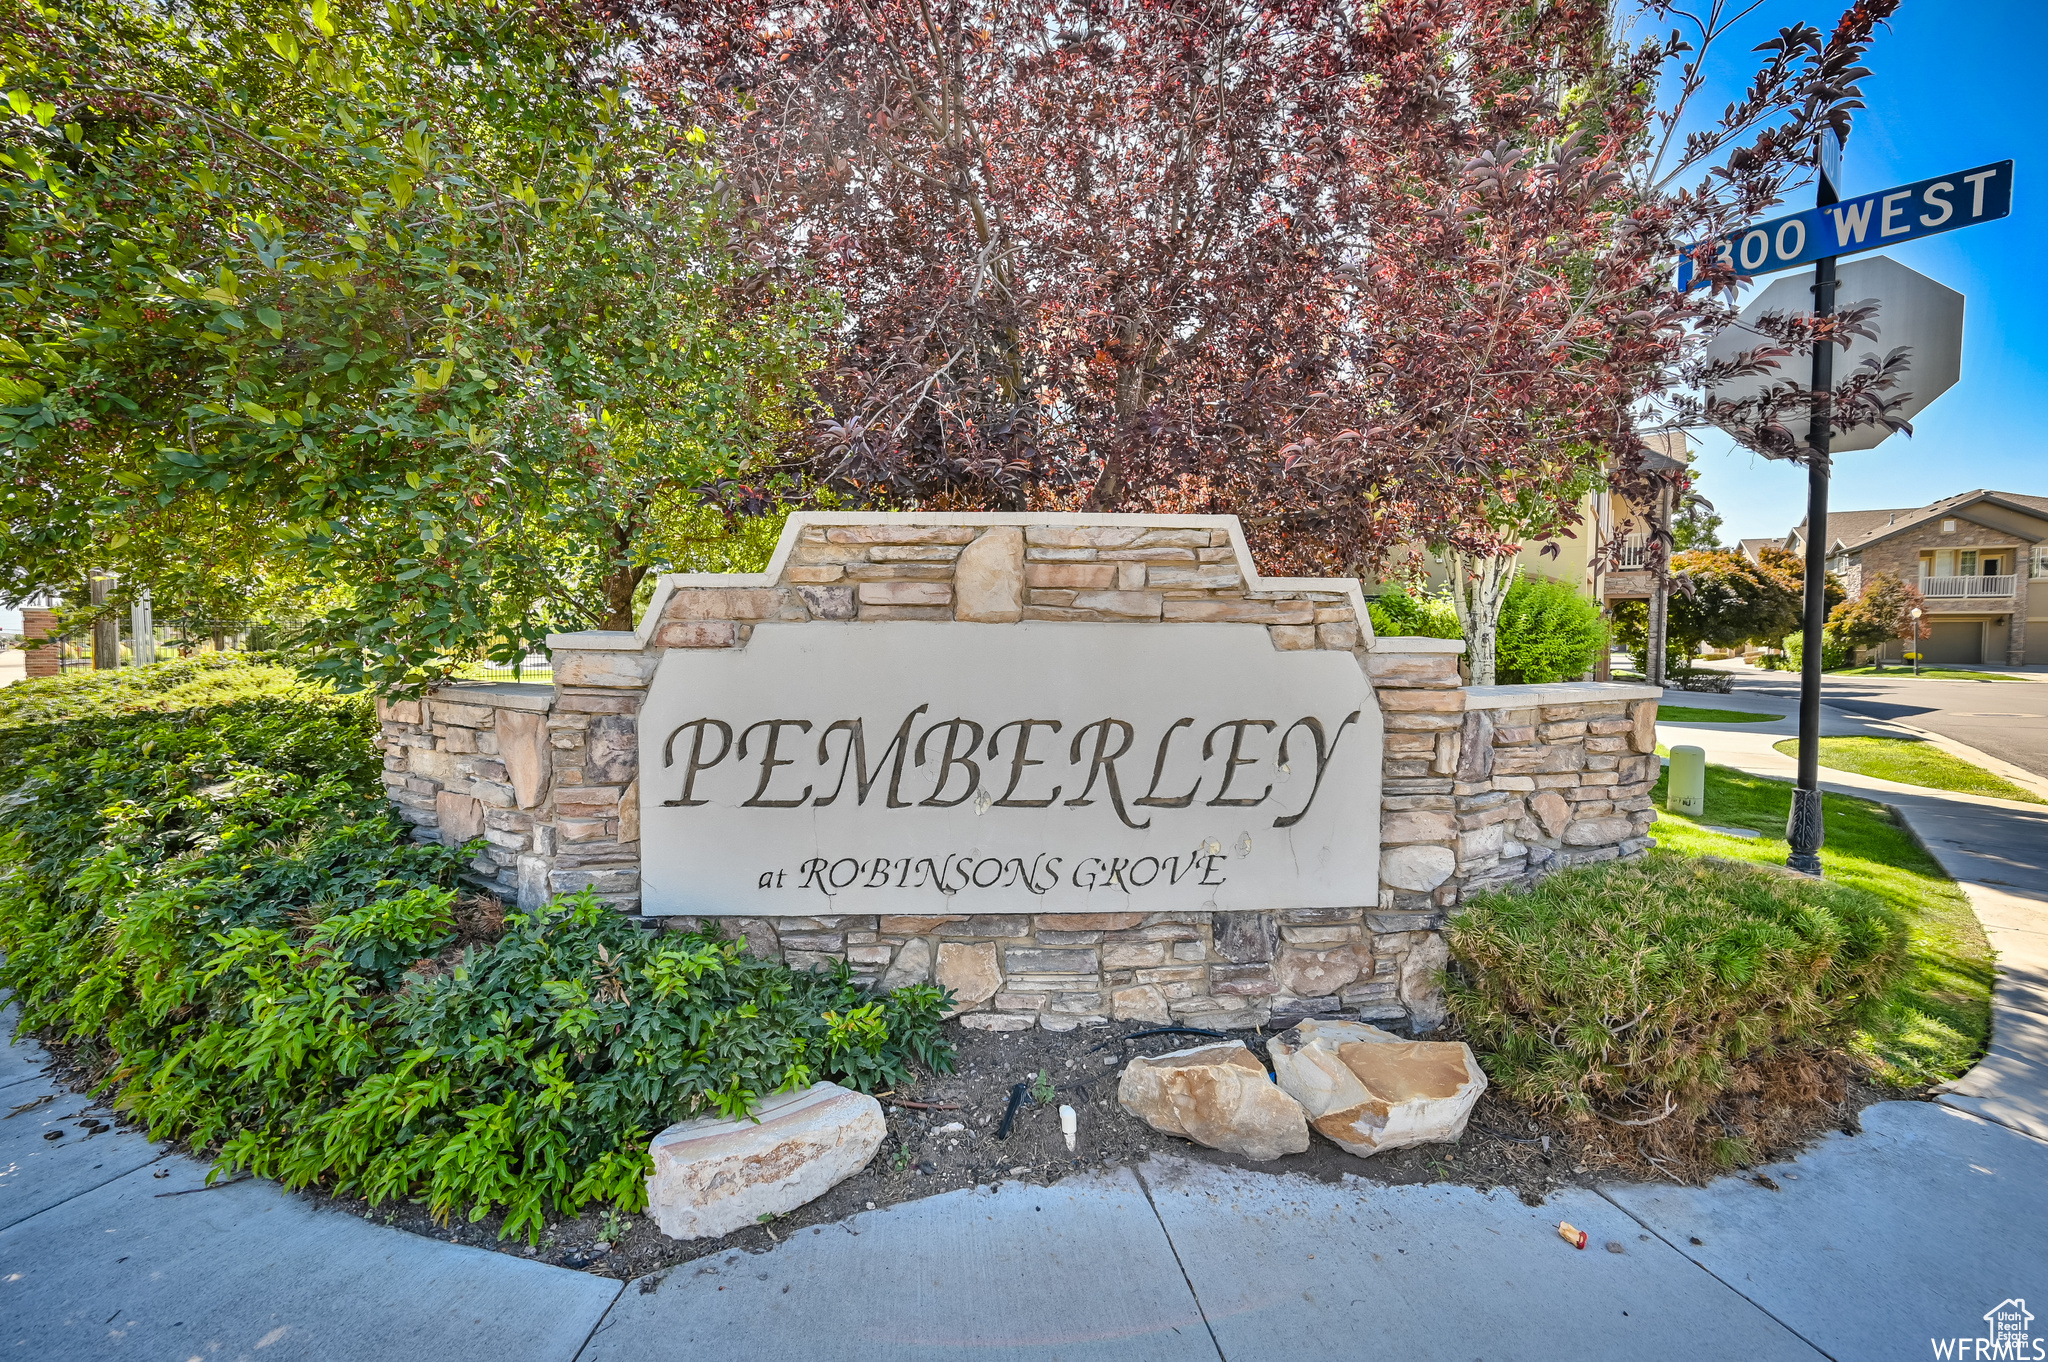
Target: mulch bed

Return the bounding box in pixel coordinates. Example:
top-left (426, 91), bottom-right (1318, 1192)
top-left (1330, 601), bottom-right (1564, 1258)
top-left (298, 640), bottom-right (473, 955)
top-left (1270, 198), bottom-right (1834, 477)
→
top-left (24, 1016), bottom-right (1904, 1284)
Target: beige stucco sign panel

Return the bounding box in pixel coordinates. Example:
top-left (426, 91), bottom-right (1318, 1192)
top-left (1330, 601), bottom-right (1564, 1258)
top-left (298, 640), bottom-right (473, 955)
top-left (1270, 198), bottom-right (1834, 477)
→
top-left (637, 622), bottom-right (1383, 916)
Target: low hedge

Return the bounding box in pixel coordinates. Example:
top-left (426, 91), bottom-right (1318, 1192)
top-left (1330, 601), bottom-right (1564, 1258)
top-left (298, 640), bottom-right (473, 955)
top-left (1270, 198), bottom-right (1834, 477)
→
top-left (0, 657), bottom-right (952, 1239)
top-left (1495, 575), bottom-right (1606, 684)
top-left (1446, 851), bottom-right (1906, 1148)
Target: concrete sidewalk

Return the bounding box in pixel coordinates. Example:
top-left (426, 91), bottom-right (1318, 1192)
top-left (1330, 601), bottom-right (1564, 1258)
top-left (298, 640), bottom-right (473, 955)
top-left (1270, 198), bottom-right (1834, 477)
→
top-left (7, 1007), bottom-right (2045, 1360)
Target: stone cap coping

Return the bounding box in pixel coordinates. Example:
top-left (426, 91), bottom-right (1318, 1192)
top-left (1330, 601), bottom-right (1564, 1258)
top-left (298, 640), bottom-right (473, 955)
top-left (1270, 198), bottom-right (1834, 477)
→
top-left (543, 512), bottom-right (1377, 652)
top-left (1365, 635), bottom-right (1467, 655)
top-left (1462, 681), bottom-right (1662, 711)
top-left (426, 680), bottom-right (555, 711)
top-left (545, 630), bottom-right (641, 652)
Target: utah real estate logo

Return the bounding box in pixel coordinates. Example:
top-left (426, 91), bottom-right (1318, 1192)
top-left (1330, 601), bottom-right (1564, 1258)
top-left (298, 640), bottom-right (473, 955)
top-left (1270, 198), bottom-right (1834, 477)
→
top-left (1933, 1299), bottom-right (2038, 1359)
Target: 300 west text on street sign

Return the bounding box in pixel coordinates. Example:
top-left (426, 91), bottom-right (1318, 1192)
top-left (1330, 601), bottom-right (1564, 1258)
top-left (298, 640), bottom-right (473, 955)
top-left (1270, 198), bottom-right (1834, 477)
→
top-left (1677, 160), bottom-right (2013, 291)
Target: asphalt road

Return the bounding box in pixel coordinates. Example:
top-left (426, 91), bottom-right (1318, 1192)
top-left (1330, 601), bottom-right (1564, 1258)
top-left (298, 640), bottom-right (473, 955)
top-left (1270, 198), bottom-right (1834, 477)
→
top-left (1725, 665), bottom-right (2048, 780)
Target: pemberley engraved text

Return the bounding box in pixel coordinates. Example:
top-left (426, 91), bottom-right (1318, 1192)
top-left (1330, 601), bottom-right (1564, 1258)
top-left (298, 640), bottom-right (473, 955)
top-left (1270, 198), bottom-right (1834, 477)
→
top-left (635, 623), bottom-right (1383, 915)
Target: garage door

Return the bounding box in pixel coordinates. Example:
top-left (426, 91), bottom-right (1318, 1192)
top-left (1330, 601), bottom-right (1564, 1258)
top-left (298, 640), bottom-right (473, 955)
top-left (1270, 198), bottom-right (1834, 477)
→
top-left (1924, 621), bottom-right (1982, 664)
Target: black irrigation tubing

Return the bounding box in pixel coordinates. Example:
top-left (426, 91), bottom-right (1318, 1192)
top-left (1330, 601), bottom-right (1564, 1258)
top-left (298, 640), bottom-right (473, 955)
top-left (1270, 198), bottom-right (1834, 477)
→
top-left (994, 1083), bottom-right (1029, 1141)
top-left (1086, 1026), bottom-right (1229, 1055)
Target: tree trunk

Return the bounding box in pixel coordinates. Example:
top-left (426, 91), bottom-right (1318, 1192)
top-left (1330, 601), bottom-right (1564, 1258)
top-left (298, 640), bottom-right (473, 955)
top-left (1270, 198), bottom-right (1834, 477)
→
top-left (1443, 549), bottom-right (1520, 687)
top-left (598, 518), bottom-right (645, 632)
top-left (601, 572), bottom-right (638, 632)
top-left (1646, 483), bottom-right (1672, 686)
top-left (129, 590), bottom-right (156, 666)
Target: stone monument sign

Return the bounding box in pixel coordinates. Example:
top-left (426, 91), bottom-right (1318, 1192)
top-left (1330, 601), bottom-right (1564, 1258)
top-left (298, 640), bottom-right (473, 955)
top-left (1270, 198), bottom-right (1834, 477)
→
top-left (637, 621), bottom-right (1381, 916)
top-left (376, 511), bottom-right (1660, 1034)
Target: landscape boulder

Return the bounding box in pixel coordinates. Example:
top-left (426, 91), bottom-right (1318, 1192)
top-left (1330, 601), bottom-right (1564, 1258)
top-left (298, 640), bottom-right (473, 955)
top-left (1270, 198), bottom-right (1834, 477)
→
top-left (1268, 1018), bottom-right (1486, 1158)
top-left (645, 1082), bottom-right (884, 1240)
top-left (1117, 1041), bottom-right (1310, 1161)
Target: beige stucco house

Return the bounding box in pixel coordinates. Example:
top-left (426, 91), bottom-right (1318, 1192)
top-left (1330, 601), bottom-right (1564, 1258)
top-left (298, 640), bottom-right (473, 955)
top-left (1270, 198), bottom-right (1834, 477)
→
top-left (1783, 489), bottom-right (2048, 666)
top-left (1394, 431), bottom-right (1688, 609)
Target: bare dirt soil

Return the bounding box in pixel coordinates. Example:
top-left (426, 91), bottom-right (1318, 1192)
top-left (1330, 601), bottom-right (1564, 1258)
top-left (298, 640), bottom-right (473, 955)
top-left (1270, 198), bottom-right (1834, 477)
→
top-left (28, 1016), bottom-right (1903, 1284)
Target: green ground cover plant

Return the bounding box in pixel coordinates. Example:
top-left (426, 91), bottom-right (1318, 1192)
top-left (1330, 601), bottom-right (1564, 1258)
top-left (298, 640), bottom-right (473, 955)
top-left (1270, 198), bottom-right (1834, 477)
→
top-left (1769, 735), bottom-right (2045, 805)
top-left (0, 657), bottom-right (952, 1240)
top-left (1656, 706), bottom-right (1780, 724)
top-left (1366, 585), bottom-right (1462, 640)
top-left (1448, 763), bottom-right (1995, 1166)
top-left (1448, 852), bottom-right (1907, 1159)
top-left (1644, 763), bottom-right (1993, 1086)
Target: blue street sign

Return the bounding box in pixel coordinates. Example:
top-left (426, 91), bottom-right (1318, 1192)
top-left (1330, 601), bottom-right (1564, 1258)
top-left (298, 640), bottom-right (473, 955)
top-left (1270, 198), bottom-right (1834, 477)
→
top-left (1677, 159), bottom-right (2013, 291)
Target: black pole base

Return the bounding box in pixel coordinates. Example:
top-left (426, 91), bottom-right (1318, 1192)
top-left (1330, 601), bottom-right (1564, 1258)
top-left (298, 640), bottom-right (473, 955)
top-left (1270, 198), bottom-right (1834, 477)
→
top-left (1786, 786), bottom-right (1825, 876)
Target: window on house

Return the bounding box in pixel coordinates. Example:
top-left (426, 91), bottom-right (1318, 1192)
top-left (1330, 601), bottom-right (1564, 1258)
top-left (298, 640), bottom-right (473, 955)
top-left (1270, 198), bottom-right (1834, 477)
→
top-left (2035, 546), bottom-right (2048, 579)
top-left (1919, 552), bottom-right (1934, 579)
top-left (1982, 555), bottom-right (2002, 576)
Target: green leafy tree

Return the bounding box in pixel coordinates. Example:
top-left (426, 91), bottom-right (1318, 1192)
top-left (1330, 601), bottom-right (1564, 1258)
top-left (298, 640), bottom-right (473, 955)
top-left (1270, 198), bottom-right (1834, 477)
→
top-left (1668, 550), bottom-right (1803, 658)
top-left (1670, 495), bottom-right (1724, 553)
top-left (0, 0), bottom-right (827, 689)
top-left (1615, 548), bottom-right (1801, 671)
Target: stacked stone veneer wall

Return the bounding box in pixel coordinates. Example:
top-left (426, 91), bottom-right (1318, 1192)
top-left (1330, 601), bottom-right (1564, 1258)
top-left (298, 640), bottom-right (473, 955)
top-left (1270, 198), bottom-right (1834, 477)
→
top-left (375, 513), bottom-right (1658, 1035)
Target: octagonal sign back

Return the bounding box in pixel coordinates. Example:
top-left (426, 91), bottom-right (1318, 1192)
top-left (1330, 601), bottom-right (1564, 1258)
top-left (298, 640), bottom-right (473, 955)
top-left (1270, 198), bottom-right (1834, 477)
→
top-left (1703, 253), bottom-right (1963, 454)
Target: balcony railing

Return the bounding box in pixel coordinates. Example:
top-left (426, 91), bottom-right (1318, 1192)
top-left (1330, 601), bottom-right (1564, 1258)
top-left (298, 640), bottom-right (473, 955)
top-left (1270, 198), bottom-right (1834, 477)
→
top-left (1618, 535), bottom-right (1649, 569)
top-left (1921, 574), bottom-right (2017, 598)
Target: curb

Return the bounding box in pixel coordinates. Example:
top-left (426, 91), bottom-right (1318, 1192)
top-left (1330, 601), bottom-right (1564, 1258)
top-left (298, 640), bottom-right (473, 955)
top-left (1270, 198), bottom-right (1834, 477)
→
top-left (1833, 714), bottom-right (2048, 803)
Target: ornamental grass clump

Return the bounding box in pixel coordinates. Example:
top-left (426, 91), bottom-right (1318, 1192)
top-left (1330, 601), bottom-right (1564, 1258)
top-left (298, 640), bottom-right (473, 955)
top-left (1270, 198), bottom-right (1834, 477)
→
top-left (0, 657), bottom-right (953, 1240)
top-left (1446, 851), bottom-right (1905, 1147)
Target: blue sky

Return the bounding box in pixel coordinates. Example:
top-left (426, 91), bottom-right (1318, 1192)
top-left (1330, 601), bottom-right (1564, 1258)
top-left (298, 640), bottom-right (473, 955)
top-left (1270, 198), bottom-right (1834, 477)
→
top-left (1679, 1), bottom-right (2046, 541)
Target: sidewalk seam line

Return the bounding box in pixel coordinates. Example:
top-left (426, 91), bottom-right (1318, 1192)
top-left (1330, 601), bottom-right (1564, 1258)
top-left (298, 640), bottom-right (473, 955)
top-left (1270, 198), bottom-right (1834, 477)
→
top-left (568, 1279), bottom-right (628, 1362)
top-left (0, 1149), bottom-right (169, 1234)
top-left (1132, 1163), bottom-right (1229, 1362)
top-left (1593, 1187), bottom-right (1836, 1361)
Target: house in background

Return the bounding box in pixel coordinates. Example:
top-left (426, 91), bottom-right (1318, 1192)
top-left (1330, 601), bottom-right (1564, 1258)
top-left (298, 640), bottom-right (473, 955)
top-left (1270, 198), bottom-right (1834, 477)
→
top-left (1737, 536), bottom-right (1784, 562)
top-left (1585, 430), bottom-right (1690, 625)
top-left (1394, 429), bottom-right (1689, 606)
top-left (1383, 430), bottom-right (1689, 681)
top-left (1783, 489), bottom-right (2048, 665)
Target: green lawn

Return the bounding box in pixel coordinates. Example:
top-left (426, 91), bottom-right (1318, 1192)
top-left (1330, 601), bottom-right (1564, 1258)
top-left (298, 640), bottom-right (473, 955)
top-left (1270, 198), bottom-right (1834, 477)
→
top-left (1649, 762), bottom-right (1993, 1087)
top-left (1658, 705), bottom-right (1781, 724)
top-left (1831, 665), bottom-right (2021, 681)
top-left (1770, 735), bottom-right (2045, 805)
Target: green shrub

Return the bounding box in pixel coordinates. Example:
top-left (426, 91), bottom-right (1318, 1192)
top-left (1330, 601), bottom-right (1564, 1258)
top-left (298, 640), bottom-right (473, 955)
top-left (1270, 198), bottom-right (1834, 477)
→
top-left (0, 657), bottom-right (953, 1239)
top-left (1783, 630), bottom-right (1853, 672)
top-left (1494, 575), bottom-right (1606, 684)
top-left (1367, 585), bottom-right (1462, 639)
top-left (1446, 851), bottom-right (1906, 1133)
